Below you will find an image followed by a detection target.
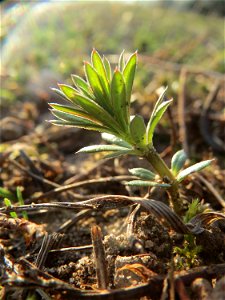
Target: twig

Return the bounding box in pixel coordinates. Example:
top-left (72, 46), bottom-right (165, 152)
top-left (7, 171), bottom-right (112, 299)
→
top-left (20, 150), bottom-right (43, 178)
top-left (29, 175), bottom-right (136, 201)
top-left (199, 81), bottom-right (224, 152)
top-left (57, 209), bottom-right (91, 233)
top-left (10, 159), bottom-right (59, 188)
top-left (0, 201), bottom-right (92, 213)
top-left (49, 245), bottom-right (93, 253)
top-left (195, 173), bottom-right (225, 208)
top-left (178, 68), bottom-right (189, 156)
top-left (10, 159), bottom-right (88, 201)
top-left (91, 225), bottom-right (108, 290)
top-left (63, 159), bottom-right (110, 185)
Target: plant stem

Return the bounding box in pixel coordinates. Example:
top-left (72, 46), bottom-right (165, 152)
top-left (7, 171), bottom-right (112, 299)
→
top-left (143, 145), bottom-right (182, 214)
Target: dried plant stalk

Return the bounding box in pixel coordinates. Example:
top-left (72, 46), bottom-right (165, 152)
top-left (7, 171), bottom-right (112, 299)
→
top-left (91, 225), bottom-right (108, 290)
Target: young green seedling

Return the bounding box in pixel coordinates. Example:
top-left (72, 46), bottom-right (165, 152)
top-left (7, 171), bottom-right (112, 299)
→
top-left (49, 50), bottom-right (212, 214)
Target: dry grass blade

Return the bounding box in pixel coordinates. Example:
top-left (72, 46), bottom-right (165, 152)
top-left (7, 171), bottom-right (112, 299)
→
top-left (117, 263), bottom-right (157, 282)
top-left (36, 233), bottom-right (62, 269)
top-left (139, 199), bottom-right (190, 234)
top-left (91, 225), bottom-right (108, 290)
top-left (126, 204), bottom-right (144, 252)
top-left (189, 212), bottom-right (225, 227)
top-left (126, 204), bottom-right (141, 237)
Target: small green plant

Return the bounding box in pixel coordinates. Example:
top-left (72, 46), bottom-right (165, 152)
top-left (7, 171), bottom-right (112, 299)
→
top-left (173, 199), bottom-right (204, 269)
top-left (49, 50), bottom-right (212, 214)
top-left (0, 186), bottom-right (28, 219)
top-left (183, 198), bottom-right (203, 224)
top-left (3, 198), bottom-right (18, 218)
top-left (173, 234), bottom-right (202, 270)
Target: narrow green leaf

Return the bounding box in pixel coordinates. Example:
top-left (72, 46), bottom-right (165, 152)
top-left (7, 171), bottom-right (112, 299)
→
top-left (126, 180), bottom-right (170, 187)
top-left (17, 187), bottom-right (28, 220)
top-left (150, 87), bottom-right (168, 120)
top-left (101, 133), bottom-right (132, 148)
top-left (171, 150), bottom-right (187, 176)
top-left (49, 119), bottom-right (108, 132)
top-left (128, 168), bottom-right (156, 180)
top-left (77, 145), bottom-right (130, 154)
top-left (111, 69), bottom-right (128, 129)
top-left (58, 84), bottom-right (79, 100)
top-left (104, 149), bottom-right (136, 159)
top-left (123, 51), bottom-right (137, 104)
top-left (71, 75), bottom-right (89, 91)
top-left (58, 86), bottom-right (121, 134)
top-left (118, 50), bottom-right (125, 71)
top-left (0, 187), bottom-right (16, 201)
top-left (51, 87), bottom-right (71, 101)
top-left (103, 56), bottom-right (112, 81)
top-left (91, 49), bottom-right (110, 98)
top-left (147, 99), bottom-right (173, 144)
top-left (84, 62), bottom-right (111, 111)
top-left (71, 75), bottom-right (95, 99)
top-left (4, 198), bottom-right (18, 218)
top-left (176, 160), bottom-right (213, 183)
top-left (51, 109), bottom-right (106, 131)
top-left (49, 103), bottom-right (102, 125)
top-left (130, 115), bottom-right (146, 146)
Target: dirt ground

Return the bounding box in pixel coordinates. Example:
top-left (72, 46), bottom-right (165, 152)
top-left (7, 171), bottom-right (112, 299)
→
top-left (0, 76), bottom-right (225, 299)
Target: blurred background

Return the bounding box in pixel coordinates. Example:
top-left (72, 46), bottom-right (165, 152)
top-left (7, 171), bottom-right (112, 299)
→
top-left (0, 0), bottom-right (224, 155)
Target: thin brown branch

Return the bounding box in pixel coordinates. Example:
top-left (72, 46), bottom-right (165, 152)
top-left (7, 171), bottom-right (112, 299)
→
top-left (29, 175), bottom-right (136, 201)
top-left (10, 159), bottom-right (87, 201)
top-left (57, 209), bottom-right (91, 233)
top-left (195, 173), bottom-right (225, 208)
top-left (49, 245), bottom-right (93, 253)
